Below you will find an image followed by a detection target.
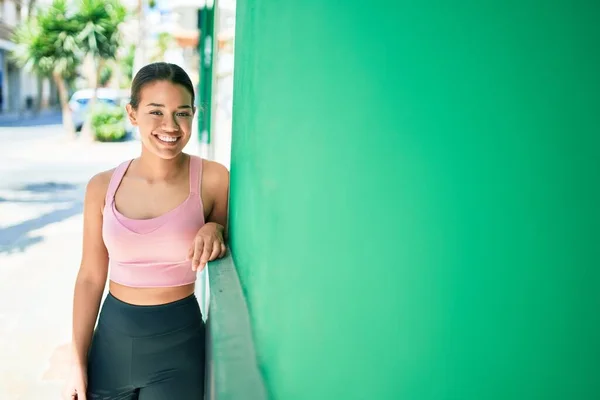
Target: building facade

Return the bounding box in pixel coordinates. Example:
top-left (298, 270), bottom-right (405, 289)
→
top-left (0, 0), bottom-right (57, 114)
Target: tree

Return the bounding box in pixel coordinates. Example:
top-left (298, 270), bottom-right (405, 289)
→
top-left (12, 0), bottom-right (81, 137)
top-left (151, 32), bottom-right (173, 62)
top-left (27, 0), bottom-right (37, 18)
top-left (76, 0), bottom-right (126, 140)
top-left (99, 64), bottom-right (113, 87)
top-left (120, 44), bottom-right (135, 87)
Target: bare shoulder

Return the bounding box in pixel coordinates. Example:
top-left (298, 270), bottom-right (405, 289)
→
top-left (85, 168), bottom-right (115, 208)
top-left (87, 169), bottom-right (113, 194)
top-left (201, 159), bottom-right (230, 190)
top-left (199, 158), bottom-right (229, 224)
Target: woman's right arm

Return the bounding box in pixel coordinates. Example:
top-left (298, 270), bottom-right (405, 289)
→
top-left (71, 171), bottom-right (111, 367)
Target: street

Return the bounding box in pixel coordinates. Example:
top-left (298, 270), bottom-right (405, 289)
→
top-left (0, 119), bottom-right (202, 398)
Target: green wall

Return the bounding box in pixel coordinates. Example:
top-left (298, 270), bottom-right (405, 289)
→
top-left (229, 1), bottom-right (599, 399)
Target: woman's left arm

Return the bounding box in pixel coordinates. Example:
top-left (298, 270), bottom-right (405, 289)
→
top-left (205, 161), bottom-right (230, 240)
top-left (189, 160), bottom-right (230, 271)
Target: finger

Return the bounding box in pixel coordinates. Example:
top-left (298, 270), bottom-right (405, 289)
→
top-left (209, 241), bottom-right (221, 261)
top-left (192, 237), bottom-right (204, 271)
top-left (219, 243), bottom-right (227, 258)
top-left (199, 240), bottom-right (213, 269)
top-left (77, 387), bottom-right (87, 400)
top-left (187, 245), bottom-right (194, 260)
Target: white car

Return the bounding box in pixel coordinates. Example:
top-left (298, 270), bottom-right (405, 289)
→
top-left (69, 88), bottom-right (133, 133)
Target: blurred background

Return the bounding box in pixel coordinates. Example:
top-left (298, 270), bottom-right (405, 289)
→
top-left (0, 0), bottom-right (234, 398)
top-left (1, 1), bottom-right (599, 399)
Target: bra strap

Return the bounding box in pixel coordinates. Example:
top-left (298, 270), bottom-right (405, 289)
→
top-left (189, 155), bottom-right (203, 195)
top-left (105, 159), bottom-right (133, 205)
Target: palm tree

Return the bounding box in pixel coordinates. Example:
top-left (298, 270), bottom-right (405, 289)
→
top-left (151, 32), bottom-right (173, 62)
top-left (12, 0), bottom-right (81, 137)
top-left (27, 0), bottom-right (37, 18)
top-left (76, 0), bottom-right (126, 139)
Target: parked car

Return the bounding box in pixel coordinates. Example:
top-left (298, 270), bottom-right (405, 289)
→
top-left (68, 88), bottom-right (133, 133)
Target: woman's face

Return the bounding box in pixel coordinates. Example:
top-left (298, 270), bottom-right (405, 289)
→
top-left (126, 80), bottom-right (195, 159)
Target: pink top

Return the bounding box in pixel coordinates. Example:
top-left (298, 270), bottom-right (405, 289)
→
top-left (102, 156), bottom-right (205, 288)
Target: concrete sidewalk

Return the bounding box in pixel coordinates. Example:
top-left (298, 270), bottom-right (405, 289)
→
top-left (0, 210), bottom-right (83, 398)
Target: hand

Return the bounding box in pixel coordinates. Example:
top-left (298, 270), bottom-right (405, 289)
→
top-left (188, 222), bottom-right (227, 271)
top-left (63, 362), bottom-right (87, 400)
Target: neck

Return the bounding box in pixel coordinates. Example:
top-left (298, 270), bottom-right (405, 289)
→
top-left (136, 148), bottom-right (188, 182)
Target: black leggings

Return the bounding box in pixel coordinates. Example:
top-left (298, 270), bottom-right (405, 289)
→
top-left (87, 293), bottom-right (205, 399)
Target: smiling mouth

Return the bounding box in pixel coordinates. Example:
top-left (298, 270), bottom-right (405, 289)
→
top-left (153, 133), bottom-right (181, 144)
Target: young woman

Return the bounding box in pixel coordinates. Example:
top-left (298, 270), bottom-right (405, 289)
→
top-left (64, 62), bottom-right (229, 399)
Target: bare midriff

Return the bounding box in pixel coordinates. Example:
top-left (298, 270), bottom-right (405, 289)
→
top-left (109, 281), bottom-right (196, 305)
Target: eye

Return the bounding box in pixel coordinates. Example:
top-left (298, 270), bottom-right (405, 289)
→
top-left (177, 112), bottom-right (191, 117)
top-left (150, 111), bottom-right (163, 115)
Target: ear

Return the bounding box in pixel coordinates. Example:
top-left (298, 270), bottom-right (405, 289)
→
top-left (126, 104), bottom-right (138, 126)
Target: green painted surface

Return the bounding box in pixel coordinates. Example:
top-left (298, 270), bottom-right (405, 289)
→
top-left (229, 1), bottom-right (599, 399)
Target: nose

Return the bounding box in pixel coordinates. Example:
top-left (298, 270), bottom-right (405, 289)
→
top-left (161, 114), bottom-right (180, 132)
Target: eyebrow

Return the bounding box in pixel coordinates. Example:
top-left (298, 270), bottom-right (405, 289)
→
top-left (145, 103), bottom-right (193, 109)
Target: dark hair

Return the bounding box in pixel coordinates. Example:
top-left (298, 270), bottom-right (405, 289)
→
top-left (129, 62), bottom-right (195, 109)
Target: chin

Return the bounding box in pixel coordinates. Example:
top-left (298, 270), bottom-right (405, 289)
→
top-left (154, 149), bottom-right (184, 160)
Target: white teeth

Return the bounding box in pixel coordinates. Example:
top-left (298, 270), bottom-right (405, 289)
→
top-left (157, 135), bottom-right (177, 142)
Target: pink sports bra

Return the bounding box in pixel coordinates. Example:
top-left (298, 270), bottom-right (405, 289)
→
top-left (102, 155), bottom-right (205, 288)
